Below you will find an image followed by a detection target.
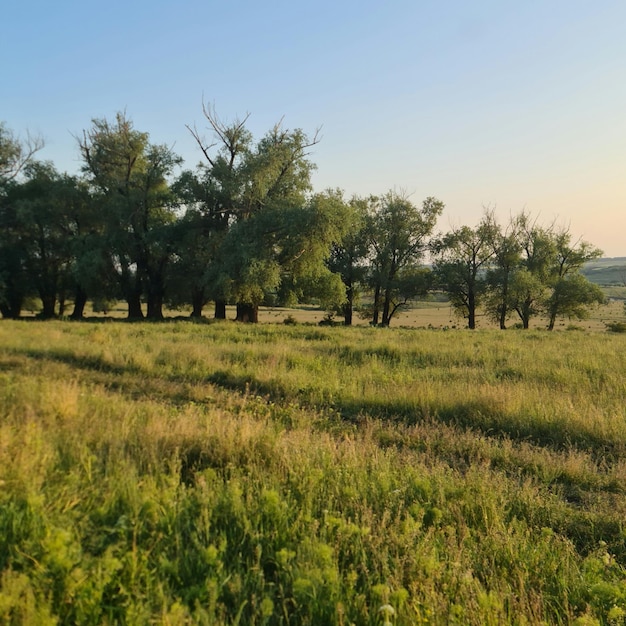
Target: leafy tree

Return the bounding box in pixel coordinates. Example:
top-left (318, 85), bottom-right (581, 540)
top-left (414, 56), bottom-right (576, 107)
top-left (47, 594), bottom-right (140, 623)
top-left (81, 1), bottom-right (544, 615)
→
top-left (188, 105), bottom-right (344, 322)
top-left (432, 213), bottom-right (498, 329)
top-left (325, 196), bottom-right (371, 325)
top-left (500, 216), bottom-right (604, 330)
top-left (65, 179), bottom-right (113, 319)
top-left (185, 106), bottom-right (253, 318)
top-left (368, 192), bottom-right (443, 326)
top-left (507, 216), bottom-right (557, 329)
top-left (507, 266), bottom-right (547, 329)
top-left (220, 189), bottom-right (349, 321)
top-left (3, 162), bottom-right (81, 318)
top-left (545, 231), bottom-right (604, 330)
top-left (0, 122), bottom-right (44, 317)
top-left (0, 181), bottom-right (33, 318)
top-left (545, 273), bottom-right (605, 328)
top-left (78, 113), bottom-right (181, 319)
top-left (484, 217), bottom-right (522, 329)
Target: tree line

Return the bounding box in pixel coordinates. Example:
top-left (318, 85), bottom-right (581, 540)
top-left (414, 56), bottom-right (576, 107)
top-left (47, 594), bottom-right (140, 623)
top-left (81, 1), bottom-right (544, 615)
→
top-left (0, 110), bottom-right (605, 329)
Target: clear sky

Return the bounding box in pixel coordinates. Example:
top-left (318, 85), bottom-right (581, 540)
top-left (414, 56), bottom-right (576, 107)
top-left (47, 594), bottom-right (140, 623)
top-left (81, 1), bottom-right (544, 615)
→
top-left (3, 0), bottom-right (625, 256)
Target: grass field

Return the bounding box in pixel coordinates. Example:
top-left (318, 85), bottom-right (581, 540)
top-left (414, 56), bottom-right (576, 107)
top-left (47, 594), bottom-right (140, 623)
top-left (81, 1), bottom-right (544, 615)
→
top-left (1, 320), bottom-right (626, 624)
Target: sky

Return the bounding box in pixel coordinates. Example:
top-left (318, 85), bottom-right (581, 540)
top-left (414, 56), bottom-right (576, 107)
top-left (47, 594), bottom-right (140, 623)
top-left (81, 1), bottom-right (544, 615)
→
top-left (2, 0), bottom-right (625, 256)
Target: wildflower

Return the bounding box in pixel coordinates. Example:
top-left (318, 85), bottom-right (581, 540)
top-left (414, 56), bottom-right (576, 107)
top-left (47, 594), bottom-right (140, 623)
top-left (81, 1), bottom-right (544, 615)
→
top-left (379, 604), bottom-right (396, 625)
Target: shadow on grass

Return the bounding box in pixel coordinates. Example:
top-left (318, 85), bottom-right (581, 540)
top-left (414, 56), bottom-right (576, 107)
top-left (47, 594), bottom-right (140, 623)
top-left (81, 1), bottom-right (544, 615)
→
top-left (8, 344), bottom-right (626, 565)
top-left (6, 346), bottom-right (624, 460)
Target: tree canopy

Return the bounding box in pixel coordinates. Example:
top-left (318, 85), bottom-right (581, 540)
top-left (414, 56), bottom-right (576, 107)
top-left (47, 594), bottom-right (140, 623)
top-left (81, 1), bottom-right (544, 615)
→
top-left (0, 115), bottom-right (608, 328)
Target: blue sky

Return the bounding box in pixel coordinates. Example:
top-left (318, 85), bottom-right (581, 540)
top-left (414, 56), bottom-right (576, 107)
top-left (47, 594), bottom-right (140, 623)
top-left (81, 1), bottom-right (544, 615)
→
top-left (3, 0), bottom-right (625, 256)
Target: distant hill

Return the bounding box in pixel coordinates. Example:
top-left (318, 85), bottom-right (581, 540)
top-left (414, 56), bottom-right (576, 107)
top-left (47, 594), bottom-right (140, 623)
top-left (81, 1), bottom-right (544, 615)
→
top-left (581, 257), bottom-right (626, 286)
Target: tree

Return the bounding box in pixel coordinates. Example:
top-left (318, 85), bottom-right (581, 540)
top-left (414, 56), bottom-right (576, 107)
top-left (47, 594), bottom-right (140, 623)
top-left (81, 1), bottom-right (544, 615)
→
top-left (544, 230), bottom-right (603, 330)
top-left (2, 162), bottom-right (82, 318)
top-left (368, 193), bottom-right (443, 326)
top-left (484, 217), bottom-right (522, 329)
top-left (78, 113), bottom-right (181, 319)
top-left (507, 215), bottom-right (556, 329)
top-left (500, 215), bottom-right (604, 330)
top-left (185, 106), bottom-right (253, 318)
top-left (545, 273), bottom-right (605, 328)
top-left (187, 105), bottom-right (342, 322)
top-left (325, 196), bottom-right (371, 325)
top-left (432, 213), bottom-right (499, 329)
top-left (0, 123), bottom-right (44, 317)
top-left (220, 189), bottom-right (349, 322)
top-left (0, 181), bottom-right (32, 318)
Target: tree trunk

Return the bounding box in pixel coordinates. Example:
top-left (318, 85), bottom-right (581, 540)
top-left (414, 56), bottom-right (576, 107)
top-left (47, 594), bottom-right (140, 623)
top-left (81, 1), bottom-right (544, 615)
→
top-left (120, 265), bottom-right (144, 319)
top-left (499, 308), bottom-right (507, 330)
top-left (126, 287), bottom-right (144, 319)
top-left (70, 285), bottom-right (88, 320)
top-left (146, 292), bottom-right (164, 320)
top-left (145, 265), bottom-right (166, 320)
top-left (381, 288), bottom-right (392, 327)
top-left (214, 299), bottom-right (226, 319)
top-left (0, 303), bottom-right (19, 319)
top-left (343, 304), bottom-right (353, 326)
top-left (190, 295), bottom-right (204, 318)
top-left (522, 298), bottom-right (531, 329)
top-left (236, 302), bottom-right (258, 323)
top-left (40, 293), bottom-right (57, 319)
top-left (468, 290), bottom-right (476, 329)
top-left (498, 278), bottom-right (509, 329)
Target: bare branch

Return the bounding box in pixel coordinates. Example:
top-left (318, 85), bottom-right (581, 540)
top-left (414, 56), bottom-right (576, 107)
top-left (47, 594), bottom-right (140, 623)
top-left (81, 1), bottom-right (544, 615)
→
top-left (0, 125), bottom-right (44, 181)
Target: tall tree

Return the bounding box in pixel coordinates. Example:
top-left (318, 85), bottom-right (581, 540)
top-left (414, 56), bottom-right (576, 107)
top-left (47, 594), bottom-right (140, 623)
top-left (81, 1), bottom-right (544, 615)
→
top-left (507, 215), bottom-right (556, 329)
top-left (186, 106), bottom-right (253, 318)
top-left (544, 230), bottom-right (604, 330)
top-left (0, 180), bottom-right (32, 318)
top-left (368, 193), bottom-right (443, 326)
top-left (188, 105), bottom-right (340, 322)
top-left (3, 162), bottom-right (80, 318)
top-left (432, 213), bottom-right (498, 329)
top-left (78, 113), bottom-right (181, 319)
top-left (326, 196), bottom-right (371, 325)
top-left (220, 189), bottom-right (349, 322)
top-left (485, 216), bottom-right (522, 329)
top-left (0, 122), bottom-right (44, 317)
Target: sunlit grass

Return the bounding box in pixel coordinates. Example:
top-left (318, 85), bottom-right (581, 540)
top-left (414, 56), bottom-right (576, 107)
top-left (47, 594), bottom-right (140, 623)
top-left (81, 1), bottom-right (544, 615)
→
top-left (1, 320), bottom-right (626, 624)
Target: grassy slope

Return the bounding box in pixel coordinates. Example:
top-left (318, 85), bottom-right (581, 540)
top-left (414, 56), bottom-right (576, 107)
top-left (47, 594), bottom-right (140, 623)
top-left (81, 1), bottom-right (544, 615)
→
top-left (581, 258), bottom-right (626, 287)
top-left (1, 320), bottom-right (626, 625)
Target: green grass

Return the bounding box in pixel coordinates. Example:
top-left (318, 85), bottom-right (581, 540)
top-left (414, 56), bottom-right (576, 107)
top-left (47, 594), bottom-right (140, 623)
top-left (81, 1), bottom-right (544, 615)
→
top-left (1, 320), bottom-right (626, 624)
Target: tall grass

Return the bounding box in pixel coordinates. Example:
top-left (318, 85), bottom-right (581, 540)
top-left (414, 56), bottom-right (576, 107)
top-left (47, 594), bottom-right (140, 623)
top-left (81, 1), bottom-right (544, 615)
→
top-left (1, 320), bottom-right (626, 624)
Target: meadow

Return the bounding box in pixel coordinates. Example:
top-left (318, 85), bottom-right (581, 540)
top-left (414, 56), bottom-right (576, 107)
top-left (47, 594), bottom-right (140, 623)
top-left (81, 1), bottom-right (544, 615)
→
top-left (1, 319), bottom-right (626, 625)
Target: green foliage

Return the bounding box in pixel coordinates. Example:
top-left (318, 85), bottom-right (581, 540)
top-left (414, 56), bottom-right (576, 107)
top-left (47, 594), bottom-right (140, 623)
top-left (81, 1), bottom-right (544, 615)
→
top-left (79, 112), bottom-right (182, 319)
top-left (1, 114), bottom-right (611, 328)
top-left (368, 192), bottom-right (443, 326)
top-left (432, 213), bottom-right (499, 329)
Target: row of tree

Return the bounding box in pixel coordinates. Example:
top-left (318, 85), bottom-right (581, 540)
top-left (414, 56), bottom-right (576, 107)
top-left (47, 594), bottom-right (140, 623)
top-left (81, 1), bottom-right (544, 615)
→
top-left (0, 111), bottom-right (605, 329)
